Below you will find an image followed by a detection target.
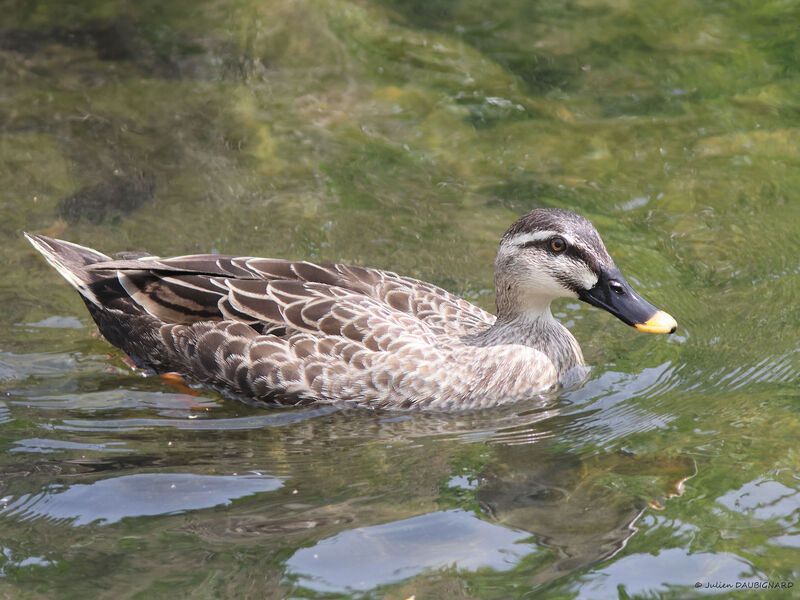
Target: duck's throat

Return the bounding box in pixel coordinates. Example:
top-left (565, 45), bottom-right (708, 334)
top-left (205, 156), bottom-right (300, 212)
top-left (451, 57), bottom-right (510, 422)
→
top-left (466, 307), bottom-right (584, 375)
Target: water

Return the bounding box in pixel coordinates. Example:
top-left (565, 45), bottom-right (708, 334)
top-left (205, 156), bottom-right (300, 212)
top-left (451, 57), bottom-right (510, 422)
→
top-left (1, 0), bottom-right (799, 597)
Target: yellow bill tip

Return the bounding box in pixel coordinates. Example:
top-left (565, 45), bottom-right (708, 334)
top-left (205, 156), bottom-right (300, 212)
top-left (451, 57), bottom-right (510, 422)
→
top-left (635, 310), bottom-right (677, 334)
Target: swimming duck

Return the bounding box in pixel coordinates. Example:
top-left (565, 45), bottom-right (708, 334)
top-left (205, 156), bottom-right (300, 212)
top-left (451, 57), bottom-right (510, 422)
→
top-left (25, 208), bottom-right (676, 410)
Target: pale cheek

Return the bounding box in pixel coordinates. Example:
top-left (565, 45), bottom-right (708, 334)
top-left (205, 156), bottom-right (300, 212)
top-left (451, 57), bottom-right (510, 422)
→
top-left (574, 267), bottom-right (598, 291)
top-left (522, 270), bottom-right (575, 298)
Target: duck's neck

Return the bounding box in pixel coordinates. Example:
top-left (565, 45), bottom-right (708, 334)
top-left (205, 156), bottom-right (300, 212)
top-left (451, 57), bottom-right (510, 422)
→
top-left (467, 304), bottom-right (584, 376)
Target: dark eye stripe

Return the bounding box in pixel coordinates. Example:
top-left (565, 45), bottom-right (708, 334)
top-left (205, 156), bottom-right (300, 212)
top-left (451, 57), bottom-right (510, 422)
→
top-left (519, 238), bottom-right (569, 253)
top-left (519, 238), bottom-right (601, 273)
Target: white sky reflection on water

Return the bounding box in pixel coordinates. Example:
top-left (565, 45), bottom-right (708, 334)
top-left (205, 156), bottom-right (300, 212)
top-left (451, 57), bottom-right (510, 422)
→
top-left (285, 509), bottom-right (539, 592)
top-left (0, 472), bottom-right (283, 525)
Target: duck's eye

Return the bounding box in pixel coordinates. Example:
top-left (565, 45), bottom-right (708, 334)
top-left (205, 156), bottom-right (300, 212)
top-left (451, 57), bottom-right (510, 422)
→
top-left (550, 237), bottom-right (567, 253)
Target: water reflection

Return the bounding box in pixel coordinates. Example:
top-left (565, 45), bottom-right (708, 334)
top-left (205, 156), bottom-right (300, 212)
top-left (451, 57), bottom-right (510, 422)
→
top-left (476, 444), bottom-right (694, 585)
top-left (55, 406), bottom-right (340, 431)
top-left (770, 534), bottom-right (800, 549)
top-left (0, 350), bottom-right (113, 381)
top-left (574, 548), bottom-right (757, 598)
top-left (0, 402), bottom-right (11, 425)
top-left (9, 437), bottom-right (128, 454)
top-left (717, 478), bottom-right (800, 523)
top-left (277, 428), bottom-right (694, 593)
top-left (285, 509), bottom-right (538, 593)
top-left (0, 472), bottom-right (282, 526)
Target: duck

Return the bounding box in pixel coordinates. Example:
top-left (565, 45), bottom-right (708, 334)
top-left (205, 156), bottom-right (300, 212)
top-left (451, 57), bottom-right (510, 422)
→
top-left (25, 208), bottom-right (676, 410)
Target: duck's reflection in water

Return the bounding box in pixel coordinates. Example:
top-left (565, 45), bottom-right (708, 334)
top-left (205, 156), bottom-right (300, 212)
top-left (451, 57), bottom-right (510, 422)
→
top-left (271, 403), bottom-right (695, 592)
top-left (476, 443), bottom-right (694, 586)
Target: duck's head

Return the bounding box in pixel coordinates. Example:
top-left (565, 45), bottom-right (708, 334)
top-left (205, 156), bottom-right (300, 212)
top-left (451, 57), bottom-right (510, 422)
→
top-left (494, 207), bottom-right (677, 333)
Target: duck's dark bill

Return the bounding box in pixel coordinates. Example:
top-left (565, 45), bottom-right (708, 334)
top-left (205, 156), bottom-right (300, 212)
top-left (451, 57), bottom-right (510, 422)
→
top-left (578, 267), bottom-right (677, 334)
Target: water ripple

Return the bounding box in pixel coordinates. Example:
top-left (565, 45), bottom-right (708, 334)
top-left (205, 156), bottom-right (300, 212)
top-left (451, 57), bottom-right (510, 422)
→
top-left (0, 351), bottom-right (116, 381)
top-left (9, 437), bottom-right (129, 454)
top-left (8, 390), bottom-right (220, 412)
top-left (56, 405), bottom-right (340, 432)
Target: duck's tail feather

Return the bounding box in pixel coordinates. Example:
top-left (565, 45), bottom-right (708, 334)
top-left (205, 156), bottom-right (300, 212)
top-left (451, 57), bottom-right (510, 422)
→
top-left (24, 233), bottom-right (112, 307)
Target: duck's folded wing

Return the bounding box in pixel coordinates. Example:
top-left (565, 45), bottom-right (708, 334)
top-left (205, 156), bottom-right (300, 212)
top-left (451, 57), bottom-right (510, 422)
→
top-left (221, 278), bottom-right (439, 345)
top-left (85, 258), bottom-right (441, 344)
top-left (244, 259), bottom-right (495, 336)
top-left (91, 255), bottom-right (494, 336)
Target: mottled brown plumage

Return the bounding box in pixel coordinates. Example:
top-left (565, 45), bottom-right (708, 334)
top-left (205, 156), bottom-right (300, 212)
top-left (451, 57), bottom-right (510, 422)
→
top-left (25, 208), bottom-right (675, 410)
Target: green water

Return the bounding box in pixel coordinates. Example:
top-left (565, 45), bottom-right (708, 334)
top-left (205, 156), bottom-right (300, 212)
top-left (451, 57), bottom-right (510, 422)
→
top-left (1, 0), bottom-right (799, 597)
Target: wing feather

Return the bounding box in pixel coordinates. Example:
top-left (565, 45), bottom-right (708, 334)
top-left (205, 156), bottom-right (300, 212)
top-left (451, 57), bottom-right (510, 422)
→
top-left (227, 287), bottom-right (284, 324)
top-left (89, 249), bottom-right (492, 336)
